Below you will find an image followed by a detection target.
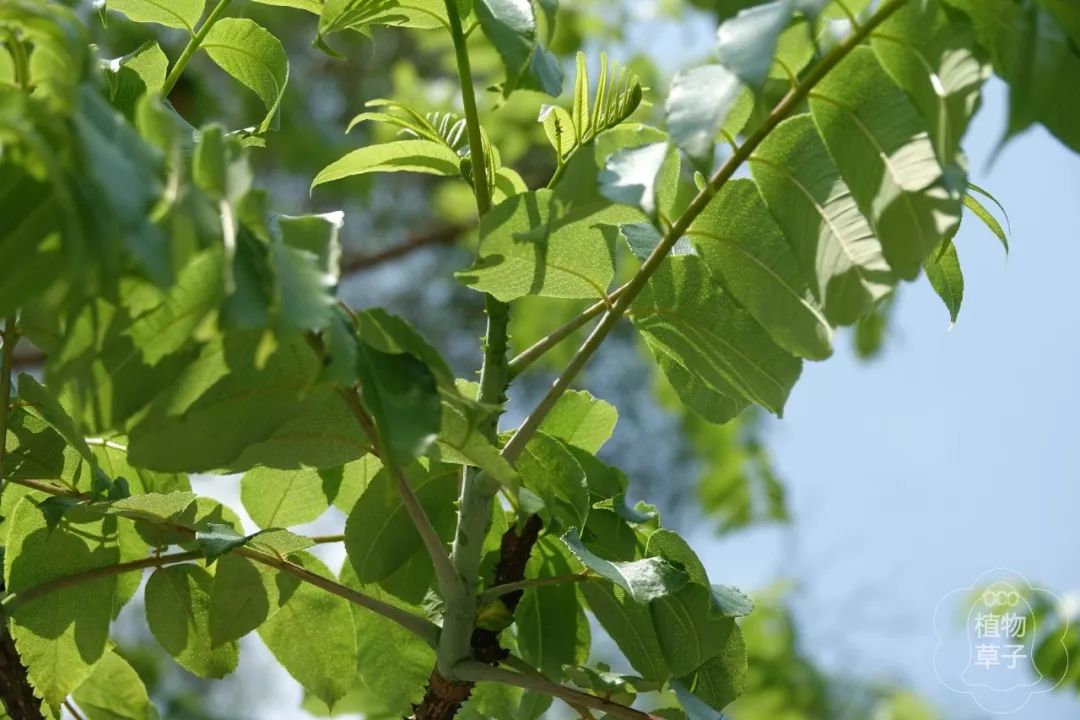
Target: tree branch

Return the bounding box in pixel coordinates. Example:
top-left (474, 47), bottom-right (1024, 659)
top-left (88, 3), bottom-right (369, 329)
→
top-left (5, 478), bottom-right (441, 649)
top-left (340, 225), bottom-right (464, 273)
top-left (1, 552), bottom-right (202, 615)
top-left (435, 0), bottom-right (510, 685)
top-left (478, 571), bottom-right (596, 604)
top-left (337, 387), bottom-right (460, 601)
top-left (161, 0), bottom-right (233, 96)
top-left (499, 0), bottom-right (912, 464)
top-left (507, 284), bottom-right (627, 379)
top-left (453, 660), bottom-right (662, 720)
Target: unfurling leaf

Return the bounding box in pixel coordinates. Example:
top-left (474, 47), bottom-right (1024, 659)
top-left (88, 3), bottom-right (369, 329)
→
top-left (196, 522), bottom-right (250, 565)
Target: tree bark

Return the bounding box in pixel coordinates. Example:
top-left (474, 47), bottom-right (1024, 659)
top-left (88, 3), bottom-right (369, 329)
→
top-left (0, 579), bottom-right (44, 720)
top-left (409, 515), bottom-right (543, 720)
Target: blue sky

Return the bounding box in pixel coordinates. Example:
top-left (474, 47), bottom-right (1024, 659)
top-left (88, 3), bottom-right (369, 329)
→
top-left (694, 77), bottom-right (1080, 718)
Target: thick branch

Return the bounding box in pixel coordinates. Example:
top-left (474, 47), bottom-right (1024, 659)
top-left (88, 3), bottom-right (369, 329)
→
top-left (434, 0), bottom-right (510, 685)
top-left (499, 0), bottom-right (911, 463)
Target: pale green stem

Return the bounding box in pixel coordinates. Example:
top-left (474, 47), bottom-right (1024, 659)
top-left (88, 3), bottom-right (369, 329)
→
top-left (161, 0), bottom-right (233, 97)
top-left (499, 0), bottom-right (912, 464)
top-left (478, 571), bottom-right (597, 604)
top-left (453, 660), bottom-right (660, 720)
top-left (437, 0), bottom-right (512, 679)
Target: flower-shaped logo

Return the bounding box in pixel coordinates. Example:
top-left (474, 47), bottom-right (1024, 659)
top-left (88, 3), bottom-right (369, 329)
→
top-left (933, 568), bottom-right (1071, 715)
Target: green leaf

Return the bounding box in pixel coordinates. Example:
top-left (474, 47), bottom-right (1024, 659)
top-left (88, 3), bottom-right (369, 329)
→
top-left (258, 553), bottom-right (358, 708)
top-left (872, 0), bottom-right (990, 166)
top-left (241, 465), bottom-right (348, 528)
top-left (127, 335), bottom-right (358, 472)
top-left (651, 583), bottom-right (737, 676)
top-left (538, 389), bottom-right (617, 454)
top-left (964, 190), bottom-right (1009, 255)
top-left (270, 237), bottom-right (337, 334)
top-left (252, 0), bottom-right (321, 12)
top-left (344, 461), bottom-right (458, 583)
top-left (516, 433), bottom-right (589, 530)
top-left (105, 41), bottom-right (169, 119)
top-left (106, 0), bottom-right (205, 32)
top-left (516, 538), bottom-right (590, 681)
top-left (72, 649), bottom-right (155, 720)
top-left (98, 491), bottom-right (197, 524)
top-left (562, 528), bottom-right (689, 603)
top-left (3, 407), bottom-right (86, 486)
top-left (1005, 2), bottom-right (1080, 152)
top-left (434, 392), bottom-right (519, 487)
top-left (710, 584), bottom-right (754, 617)
top-left (810, 47), bottom-right (961, 279)
top-left (0, 167), bottom-right (63, 318)
top-left (145, 564), bottom-right (239, 678)
top-left (665, 64), bottom-right (742, 162)
top-left (457, 188), bottom-right (633, 301)
top-left (202, 19), bottom-right (289, 134)
top-left (715, 0), bottom-right (795, 87)
top-left (924, 231), bottom-right (963, 324)
top-left (48, 251), bottom-right (224, 435)
top-left (277, 212), bottom-right (344, 282)
top-left (16, 374), bottom-right (92, 461)
top-left (581, 583), bottom-right (670, 683)
top-left (946, 0), bottom-right (1080, 154)
top-left (1037, 0), bottom-right (1080, 45)
top-left (599, 142), bottom-right (669, 217)
top-left (687, 179), bottom-right (833, 360)
top-left (209, 554), bottom-right (301, 647)
top-left (340, 563), bottom-right (435, 715)
top-left (564, 665), bottom-right (658, 706)
top-left (355, 340), bottom-right (441, 468)
top-left (476, 0), bottom-right (563, 97)
top-left (196, 522), bottom-right (249, 565)
top-left (632, 255), bottom-right (802, 423)
top-left (230, 385), bottom-right (370, 470)
top-left (750, 114), bottom-right (893, 325)
top-left (674, 626), bottom-right (747, 715)
top-left (318, 0), bottom-right (463, 39)
top-left (312, 140), bottom-right (462, 189)
top-left (621, 222), bottom-right (695, 262)
top-left (91, 442), bottom-right (190, 496)
top-left (3, 498), bottom-right (118, 710)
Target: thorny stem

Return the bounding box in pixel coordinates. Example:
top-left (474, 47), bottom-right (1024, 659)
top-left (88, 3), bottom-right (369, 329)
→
top-left (453, 660), bottom-right (662, 720)
top-left (437, 0), bottom-right (511, 680)
top-left (161, 0), bottom-right (233, 96)
top-left (500, 0), bottom-right (912, 464)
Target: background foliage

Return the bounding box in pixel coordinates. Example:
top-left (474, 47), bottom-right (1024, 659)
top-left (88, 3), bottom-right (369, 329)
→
top-left (1, 0), bottom-right (1078, 719)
